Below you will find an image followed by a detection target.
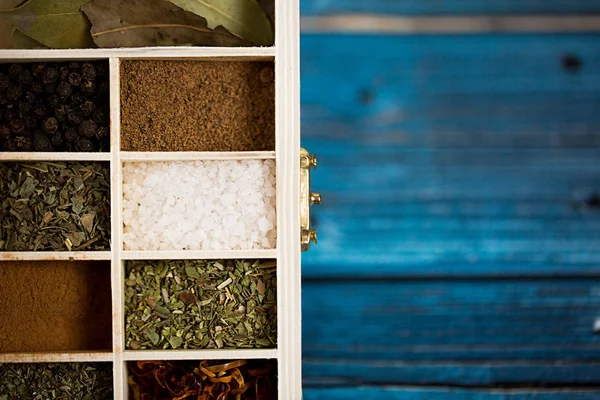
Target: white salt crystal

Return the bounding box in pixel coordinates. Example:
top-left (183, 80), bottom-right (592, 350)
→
top-left (122, 160), bottom-right (277, 251)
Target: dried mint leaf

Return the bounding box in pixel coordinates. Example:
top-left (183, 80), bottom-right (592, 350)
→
top-left (0, 0), bottom-right (95, 49)
top-left (0, 162), bottom-right (111, 251)
top-left (168, 0), bottom-right (273, 46)
top-left (82, 0), bottom-right (248, 48)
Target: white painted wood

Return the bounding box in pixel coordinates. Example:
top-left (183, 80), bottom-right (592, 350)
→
top-left (0, 47), bottom-right (274, 61)
top-left (0, 152), bottom-right (111, 161)
top-left (300, 15), bottom-right (600, 34)
top-left (122, 349), bottom-right (278, 361)
top-left (120, 151), bottom-right (276, 161)
top-left (276, 0), bottom-right (302, 397)
top-left (0, 352), bottom-right (113, 363)
top-left (109, 57), bottom-right (126, 400)
top-left (0, 251), bottom-right (111, 261)
top-left (121, 249), bottom-right (277, 260)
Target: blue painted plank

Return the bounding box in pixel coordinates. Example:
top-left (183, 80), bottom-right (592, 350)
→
top-left (303, 360), bottom-right (600, 386)
top-left (300, 34), bottom-right (600, 276)
top-left (300, 0), bottom-right (600, 16)
top-left (302, 280), bottom-right (600, 362)
top-left (301, 35), bottom-right (600, 150)
top-left (304, 387), bottom-right (600, 400)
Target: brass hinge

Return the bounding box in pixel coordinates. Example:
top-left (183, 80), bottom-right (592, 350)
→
top-left (300, 148), bottom-right (321, 251)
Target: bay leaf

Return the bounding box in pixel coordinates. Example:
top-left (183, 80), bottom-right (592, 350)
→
top-left (11, 28), bottom-right (46, 48)
top-left (81, 0), bottom-right (247, 48)
top-left (0, 0), bottom-right (95, 49)
top-left (169, 0), bottom-right (273, 46)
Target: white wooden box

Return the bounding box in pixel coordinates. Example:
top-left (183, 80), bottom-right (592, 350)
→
top-left (0, 0), bottom-right (301, 398)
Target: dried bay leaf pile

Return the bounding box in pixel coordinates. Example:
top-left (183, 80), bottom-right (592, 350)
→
top-left (125, 259), bottom-right (277, 350)
top-left (0, 162), bottom-right (111, 251)
top-left (0, 0), bottom-right (274, 48)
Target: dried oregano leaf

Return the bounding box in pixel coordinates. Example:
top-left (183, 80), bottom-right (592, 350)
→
top-left (0, 0), bottom-right (95, 48)
top-left (82, 0), bottom-right (248, 48)
top-left (124, 259), bottom-right (277, 350)
top-left (168, 0), bottom-right (273, 46)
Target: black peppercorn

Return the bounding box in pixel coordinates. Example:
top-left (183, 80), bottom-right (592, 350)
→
top-left (8, 64), bottom-right (22, 78)
top-left (80, 80), bottom-right (95, 95)
top-left (14, 135), bottom-right (33, 151)
top-left (67, 71), bottom-right (82, 87)
top-left (46, 94), bottom-right (60, 108)
top-left (95, 125), bottom-right (109, 139)
top-left (57, 81), bottom-right (72, 99)
top-left (79, 119), bottom-right (97, 137)
top-left (97, 80), bottom-right (110, 95)
top-left (79, 99), bottom-right (96, 116)
top-left (24, 91), bottom-right (36, 104)
top-left (64, 127), bottom-right (79, 142)
top-left (96, 62), bottom-right (108, 77)
top-left (31, 81), bottom-right (44, 94)
top-left (70, 92), bottom-right (85, 105)
top-left (67, 111), bottom-right (83, 126)
top-left (68, 62), bottom-right (81, 71)
top-left (31, 104), bottom-right (48, 120)
top-left (58, 66), bottom-right (69, 81)
top-left (34, 133), bottom-right (52, 151)
top-left (92, 108), bottom-right (108, 124)
top-left (7, 85), bottom-right (22, 101)
top-left (32, 63), bottom-right (45, 77)
top-left (0, 73), bottom-right (9, 91)
top-left (54, 105), bottom-right (68, 122)
top-left (42, 67), bottom-right (58, 84)
top-left (42, 117), bottom-right (58, 134)
top-left (4, 107), bottom-right (15, 121)
top-left (18, 102), bottom-right (32, 117)
top-left (17, 70), bottom-right (33, 86)
top-left (75, 137), bottom-right (96, 152)
top-left (81, 63), bottom-right (97, 81)
top-left (0, 124), bottom-right (10, 138)
top-left (0, 92), bottom-right (7, 106)
top-left (2, 138), bottom-right (17, 151)
top-left (24, 115), bottom-right (37, 129)
top-left (44, 83), bottom-right (56, 94)
top-left (9, 118), bottom-right (27, 135)
top-left (50, 131), bottom-right (64, 149)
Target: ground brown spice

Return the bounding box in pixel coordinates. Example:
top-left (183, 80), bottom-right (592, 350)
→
top-left (0, 261), bottom-right (112, 353)
top-left (120, 61), bottom-right (275, 152)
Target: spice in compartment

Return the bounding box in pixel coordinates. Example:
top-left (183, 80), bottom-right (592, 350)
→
top-left (120, 60), bottom-right (275, 152)
top-left (0, 261), bottom-right (112, 353)
top-left (0, 61), bottom-right (110, 152)
top-left (0, 362), bottom-right (113, 399)
top-left (125, 259), bottom-right (276, 350)
top-left (122, 160), bottom-right (276, 251)
top-left (128, 359), bottom-right (276, 399)
top-left (0, 162), bottom-right (111, 251)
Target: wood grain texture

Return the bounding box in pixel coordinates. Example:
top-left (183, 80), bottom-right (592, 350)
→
top-left (302, 280), bottom-right (600, 385)
top-left (300, 34), bottom-right (600, 277)
top-left (303, 359), bottom-right (600, 386)
top-left (303, 387), bottom-right (600, 400)
top-left (300, 0), bottom-right (600, 16)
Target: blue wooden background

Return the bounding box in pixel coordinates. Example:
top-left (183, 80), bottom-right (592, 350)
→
top-left (299, 1), bottom-right (600, 399)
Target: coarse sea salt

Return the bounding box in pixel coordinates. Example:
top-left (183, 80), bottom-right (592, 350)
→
top-left (122, 160), bottom-right (276, 251)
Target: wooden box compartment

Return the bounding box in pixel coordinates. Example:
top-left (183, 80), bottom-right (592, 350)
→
top-left (0, 25), bottom-right (300, 398)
